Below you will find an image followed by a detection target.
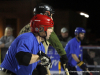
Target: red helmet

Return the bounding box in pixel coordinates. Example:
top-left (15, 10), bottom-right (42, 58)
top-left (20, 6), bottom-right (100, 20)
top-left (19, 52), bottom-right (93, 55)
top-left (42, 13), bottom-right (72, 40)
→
top-left (30, 14), bottom-right (54, 33)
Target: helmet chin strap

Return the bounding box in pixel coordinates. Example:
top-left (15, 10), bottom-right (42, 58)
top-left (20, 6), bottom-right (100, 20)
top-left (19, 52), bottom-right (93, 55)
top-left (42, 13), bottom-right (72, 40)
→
top-left (38, 31), bottom-right (48, 46)
top-left (43, 32), bottom-right (48, 46)
top-left (77, 36), bottom-right (81, 41)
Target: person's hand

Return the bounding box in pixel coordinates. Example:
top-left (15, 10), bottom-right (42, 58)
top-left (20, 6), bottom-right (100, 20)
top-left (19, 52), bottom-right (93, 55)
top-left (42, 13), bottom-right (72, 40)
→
top-left (0, 43), bottom-right (5, 48)
top-left (37, 51), bottom-right (51, 66)
top-left (60, 54), bottom-right (68, 66)
top-left (77, 61), bottom-right (87, 71)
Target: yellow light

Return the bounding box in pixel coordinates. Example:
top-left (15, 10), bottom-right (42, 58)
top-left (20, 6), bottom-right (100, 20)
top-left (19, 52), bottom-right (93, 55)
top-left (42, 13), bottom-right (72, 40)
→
top-left (58, 61), bottom-right (61, 74)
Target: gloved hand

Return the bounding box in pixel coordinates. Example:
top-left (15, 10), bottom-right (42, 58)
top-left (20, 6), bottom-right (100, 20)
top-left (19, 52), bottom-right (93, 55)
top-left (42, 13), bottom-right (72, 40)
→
top-left (37, 51), bottom-right (51, 67)
top-left (77, 61), bottom-right (87, 71)
top-left (60, 54), bottom-right (68, 66)
top-left (46, 62), bottom-right (52, 69)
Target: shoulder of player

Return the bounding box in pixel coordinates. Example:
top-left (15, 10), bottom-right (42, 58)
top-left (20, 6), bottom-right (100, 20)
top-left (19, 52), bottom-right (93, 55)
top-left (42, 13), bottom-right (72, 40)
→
top-left (18, 32), bottom-right (35, 40)
top-left (68, 37), bottom-right (76, 43)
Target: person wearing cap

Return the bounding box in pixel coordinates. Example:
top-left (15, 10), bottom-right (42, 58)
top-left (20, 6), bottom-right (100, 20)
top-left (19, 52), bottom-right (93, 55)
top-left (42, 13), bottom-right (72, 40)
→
top-left (0, 27), bottom-right (15, 63)
top-left (58, 27), bottom-right (72, 47)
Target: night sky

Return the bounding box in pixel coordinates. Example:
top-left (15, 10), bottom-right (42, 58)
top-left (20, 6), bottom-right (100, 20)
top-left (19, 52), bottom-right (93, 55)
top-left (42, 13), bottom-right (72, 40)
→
top-left (42, 0), bottom-right (100, 38)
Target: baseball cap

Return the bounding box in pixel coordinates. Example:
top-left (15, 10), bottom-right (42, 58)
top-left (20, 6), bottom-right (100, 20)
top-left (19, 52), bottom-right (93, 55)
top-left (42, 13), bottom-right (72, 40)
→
top-left (61, 27), bottom-right (68, 33)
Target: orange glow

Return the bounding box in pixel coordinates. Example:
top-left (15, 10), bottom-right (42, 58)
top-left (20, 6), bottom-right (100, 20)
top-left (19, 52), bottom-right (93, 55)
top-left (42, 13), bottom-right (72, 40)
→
top-left (0, 19), bottom-right (4, 38)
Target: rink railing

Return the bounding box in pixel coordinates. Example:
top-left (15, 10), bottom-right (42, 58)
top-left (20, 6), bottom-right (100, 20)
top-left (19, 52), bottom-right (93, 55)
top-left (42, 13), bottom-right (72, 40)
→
top-left (0, 46), bottom-right (100, 69)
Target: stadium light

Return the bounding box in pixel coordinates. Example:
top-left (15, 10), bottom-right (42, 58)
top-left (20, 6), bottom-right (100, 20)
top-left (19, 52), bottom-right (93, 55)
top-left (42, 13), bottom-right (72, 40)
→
top-left (80, 12), bottom-right (85, 16)
top-left (84, 14), bottom-right (89, 18)
top-left (80, 12), bottom-right (89, 18)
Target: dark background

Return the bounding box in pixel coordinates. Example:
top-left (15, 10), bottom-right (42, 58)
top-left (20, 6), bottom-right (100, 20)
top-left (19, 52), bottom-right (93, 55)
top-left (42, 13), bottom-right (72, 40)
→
top-left (42, 0), bottom-right (100, 37)
top-left (42, 0), bottom-right (100, 45)
top-left (0, 0), bottom-right (100, 45)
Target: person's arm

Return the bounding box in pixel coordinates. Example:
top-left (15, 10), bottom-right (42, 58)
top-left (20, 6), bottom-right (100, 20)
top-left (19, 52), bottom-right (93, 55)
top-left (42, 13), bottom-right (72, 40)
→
top-left (48, 31), bottom-right (66, 56)
top-left (4, 36), bottom-right (15, 48)
top-left (48, 31), bottom-right (68, 67)
top-left (29, 54), bottom-right (39, 64)
top-left (0, 36), bottom-right (5, 48)
top-left (0, 36), bottom-right (4, 45)
top-left (15, 52), bottom-right (39, 65)
top-left (72, 54), bottom-right (80, 62)
top-left (15, 51), bottom-right (39, 66)
top-left (18, 23), bottom-right (31, 35)
top-left (15, 51), bottom-right (51, 66)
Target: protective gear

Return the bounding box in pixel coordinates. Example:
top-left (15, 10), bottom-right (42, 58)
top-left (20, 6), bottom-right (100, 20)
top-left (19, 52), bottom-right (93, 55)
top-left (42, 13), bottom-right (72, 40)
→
top-left (75, 27), bottom-right (86, 35)
top-left (30, 14), bottom-right (54, 45)
top-left (77, 61), bottom-right (87, 71)
top-left (37, 51), bottom-right (51, 67)
top-left (30, 14), bottom-right (54, 33)
top-left (33, 3), bottom-right (55, 17)
top-left (15, 51), bottom-right (32, 66)
top-left (60, 54), bottom-right (68, 66)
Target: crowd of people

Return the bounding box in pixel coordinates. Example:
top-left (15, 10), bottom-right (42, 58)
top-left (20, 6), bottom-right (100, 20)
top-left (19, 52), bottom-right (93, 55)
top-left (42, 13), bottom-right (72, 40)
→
top-left (0, 3), bottom-right (100, 75)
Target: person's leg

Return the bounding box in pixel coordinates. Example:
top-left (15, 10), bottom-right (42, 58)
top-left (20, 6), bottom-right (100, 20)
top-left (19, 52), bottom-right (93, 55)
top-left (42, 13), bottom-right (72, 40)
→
top-left (0, 71), bottom-right (8, 75)
top-left (1, 49), bottom-right (7, 63)
top-left (37, 64), bottom-right (47, 75)
top-left (32, 64), bottom-right (47, 75)
top-left (68, 66), bottom-right (78, 75)
top-left (32, 68), bottom-right (39, 75)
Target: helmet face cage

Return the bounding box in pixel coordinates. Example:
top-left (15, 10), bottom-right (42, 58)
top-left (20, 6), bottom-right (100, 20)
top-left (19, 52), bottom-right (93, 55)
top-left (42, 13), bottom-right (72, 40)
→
top-left (34, 25), bottom-right (52, 33)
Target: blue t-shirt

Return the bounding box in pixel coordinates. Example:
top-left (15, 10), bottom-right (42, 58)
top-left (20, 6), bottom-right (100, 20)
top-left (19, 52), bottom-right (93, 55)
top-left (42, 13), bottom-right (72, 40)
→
top-left (1, 32), bottom-right (45, 75)
top-left (65, 37), bottom-right (82, 67)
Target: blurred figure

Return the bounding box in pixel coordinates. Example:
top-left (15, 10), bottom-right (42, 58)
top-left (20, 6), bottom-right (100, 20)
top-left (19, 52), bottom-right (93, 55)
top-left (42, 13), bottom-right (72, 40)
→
top-left (88, 50), bottom-right (100, 67)
top-left (84, 50), bottom-right (100, 75)
top-left (64, 27), bottom-right (93, 75)
top-left (58, 27), bottom-right (72, 47)
top-left (0, 27), bottom-right (14, 62)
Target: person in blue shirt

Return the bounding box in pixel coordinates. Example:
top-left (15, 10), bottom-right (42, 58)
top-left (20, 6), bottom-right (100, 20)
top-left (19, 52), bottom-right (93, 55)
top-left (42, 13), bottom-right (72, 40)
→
top-left (64, 27), bottom-right (88, 75)
top-left (1, 14), bottom-right (54, 75)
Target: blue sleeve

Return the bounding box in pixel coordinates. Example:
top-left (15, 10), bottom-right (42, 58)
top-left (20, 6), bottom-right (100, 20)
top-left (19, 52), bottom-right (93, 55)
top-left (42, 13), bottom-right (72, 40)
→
top-left (69, 42), bottom-right (76, 54)
top-left (80, 47), bottom-right (83, 61)
top-left (65, 43), bottom-right (68, 52)
top-left (16, 39), bottom-right (32, 53)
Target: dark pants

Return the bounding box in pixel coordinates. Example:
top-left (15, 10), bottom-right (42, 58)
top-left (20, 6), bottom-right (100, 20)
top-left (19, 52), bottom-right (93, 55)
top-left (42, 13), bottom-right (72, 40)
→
top-left (1, 48), bottom-right (8, 63)
top-left (61, 62), bottom-right (78, 75)
top-left (32, 64), bottom-right (47, 75)
top-left (68, 66), bottom-right (78, 75)
top-left (2, 69), bottom-right (16, 75)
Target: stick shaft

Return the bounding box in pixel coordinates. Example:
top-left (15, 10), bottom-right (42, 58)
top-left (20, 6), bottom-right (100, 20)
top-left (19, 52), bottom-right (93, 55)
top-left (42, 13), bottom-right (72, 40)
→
top-left (63, 64), bottom-right (70, 75)
top-left (46, 67), bottom-right (51, 75)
